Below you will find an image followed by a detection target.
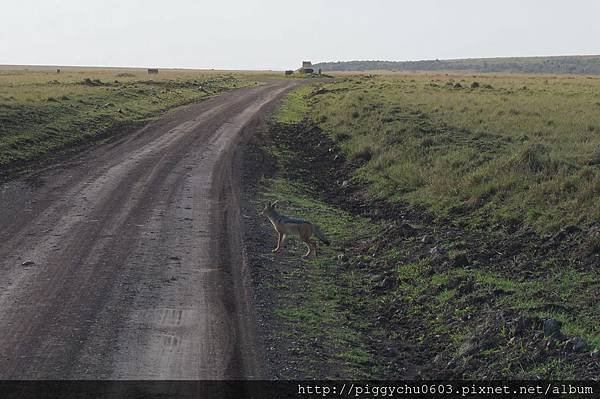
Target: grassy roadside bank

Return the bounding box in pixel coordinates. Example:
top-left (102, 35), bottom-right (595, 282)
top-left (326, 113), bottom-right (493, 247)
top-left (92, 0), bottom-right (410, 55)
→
top-left (244, 81), bottom-right (599, 379)
top-left (311, 74), bottom-right (600, 235)
top-left (0, 67), bottom-right (255, 178)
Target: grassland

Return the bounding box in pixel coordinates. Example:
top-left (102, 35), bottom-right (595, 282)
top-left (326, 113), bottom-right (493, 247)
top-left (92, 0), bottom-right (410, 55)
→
top-left (311, 74), bottom-right (600, 234)
top-left (0, 66), bottom-right (258, 177)
top-left (252, 75), bottom-right (599, 379)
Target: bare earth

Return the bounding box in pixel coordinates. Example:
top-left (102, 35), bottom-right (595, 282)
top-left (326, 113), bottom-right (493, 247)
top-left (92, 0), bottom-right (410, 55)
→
top-left (0, 81), bottom-right (296, 379)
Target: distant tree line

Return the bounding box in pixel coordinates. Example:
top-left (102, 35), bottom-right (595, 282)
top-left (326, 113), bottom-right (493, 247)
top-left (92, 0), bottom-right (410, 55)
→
top-left (313, 56), bottom-right (600, 75)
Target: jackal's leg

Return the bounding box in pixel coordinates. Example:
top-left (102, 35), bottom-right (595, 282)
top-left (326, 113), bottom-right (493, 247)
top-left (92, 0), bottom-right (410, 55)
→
top-left (302, 241), bottom-right (311, 258)
top-left (302, 239), bottom-right (316, 258)
top-left (272, 232), bottom-right (283, 252)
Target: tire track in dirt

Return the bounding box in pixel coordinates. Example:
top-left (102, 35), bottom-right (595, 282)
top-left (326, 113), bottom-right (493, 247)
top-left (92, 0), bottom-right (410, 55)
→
top-left (0, 80), bottom-right (297, 379)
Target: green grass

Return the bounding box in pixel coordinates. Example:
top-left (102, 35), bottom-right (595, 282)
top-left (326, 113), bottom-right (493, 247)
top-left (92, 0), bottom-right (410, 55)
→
top-left (386, 254), bottom-right (599, 377)
top-left (528, 358), bottom-right (577, 379)
top-left (399, 263), bottom-right (599, 350)
top-left (261, 176), bottom-right (378, 378)
top-left (258, 84), bottom-right (599, 378)
top-left (260, 94), bottom-right (384, 376)
top-left (274, 84), bottom-right (315, 124)
top-left (308, 74), bottom-right (600, 233)
top-left (391, 251), bottom-right (599, 346)
top-left (0, 67), bottom-right (256, 174)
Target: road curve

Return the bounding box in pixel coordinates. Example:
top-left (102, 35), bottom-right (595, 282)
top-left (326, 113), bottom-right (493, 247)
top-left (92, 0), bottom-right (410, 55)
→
top-left (0, 81), bottom-right (296, 379)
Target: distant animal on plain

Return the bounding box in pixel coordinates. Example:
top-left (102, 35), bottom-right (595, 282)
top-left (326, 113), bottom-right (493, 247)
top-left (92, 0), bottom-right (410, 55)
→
top-left (261, 201), bottom-right (330, 258)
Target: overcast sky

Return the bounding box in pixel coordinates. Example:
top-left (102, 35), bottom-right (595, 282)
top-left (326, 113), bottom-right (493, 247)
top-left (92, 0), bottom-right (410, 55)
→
top-left (2, 0), bottom-right (599, 70)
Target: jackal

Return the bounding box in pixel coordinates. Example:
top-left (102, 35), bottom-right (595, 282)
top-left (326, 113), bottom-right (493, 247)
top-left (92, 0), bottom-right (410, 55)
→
top-left (261, 201), bottom-right (330, 258)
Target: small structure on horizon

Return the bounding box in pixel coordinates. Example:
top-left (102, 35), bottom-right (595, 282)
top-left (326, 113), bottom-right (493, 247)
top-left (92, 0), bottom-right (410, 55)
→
top-left (148, 68), bottom-right (159, 74)
top-left (297, 61), bottom-right (314, 74)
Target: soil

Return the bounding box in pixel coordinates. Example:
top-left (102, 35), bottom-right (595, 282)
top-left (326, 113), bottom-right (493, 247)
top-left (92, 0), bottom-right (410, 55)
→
top-left (0, 81), bottom-right (298, 379)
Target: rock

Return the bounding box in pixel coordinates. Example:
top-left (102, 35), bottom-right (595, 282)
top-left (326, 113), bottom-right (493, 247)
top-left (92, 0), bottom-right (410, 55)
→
top-left (21, 260), bottom-right (35, 266)
top-left (421, 235), bottom-right (433, 244)
top-left (452, 253), bottom-right (469, 267)
top-left (573, 339), bottom-right (587, 353)
top-left (591, 349), bottom-right (599, 358)
top-left (565, 337), bottom-right (587, 353)
top-left (543, 318), bottom-right (562, 339)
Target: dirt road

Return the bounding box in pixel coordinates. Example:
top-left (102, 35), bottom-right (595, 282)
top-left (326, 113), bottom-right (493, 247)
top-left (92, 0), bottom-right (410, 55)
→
top-left (0, 81), bottom-right (296, 379)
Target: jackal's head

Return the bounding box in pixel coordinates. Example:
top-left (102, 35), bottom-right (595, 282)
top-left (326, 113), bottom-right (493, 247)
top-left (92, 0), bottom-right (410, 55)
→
top-left (261, 201), bottom-right (278, 217)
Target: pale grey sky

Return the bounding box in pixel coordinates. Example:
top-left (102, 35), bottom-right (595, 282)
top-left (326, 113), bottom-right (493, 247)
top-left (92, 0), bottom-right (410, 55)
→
top-left (2, 0), bottom-right (599, 70)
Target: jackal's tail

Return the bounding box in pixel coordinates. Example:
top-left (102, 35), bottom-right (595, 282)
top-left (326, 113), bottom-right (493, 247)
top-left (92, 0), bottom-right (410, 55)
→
top-left (314, 225), bottom-right (330, 246)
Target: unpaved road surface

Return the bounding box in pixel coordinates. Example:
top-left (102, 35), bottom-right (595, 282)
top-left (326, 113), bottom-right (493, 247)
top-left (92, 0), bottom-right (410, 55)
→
top-left (0, 81), bottom-right (295, 379)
